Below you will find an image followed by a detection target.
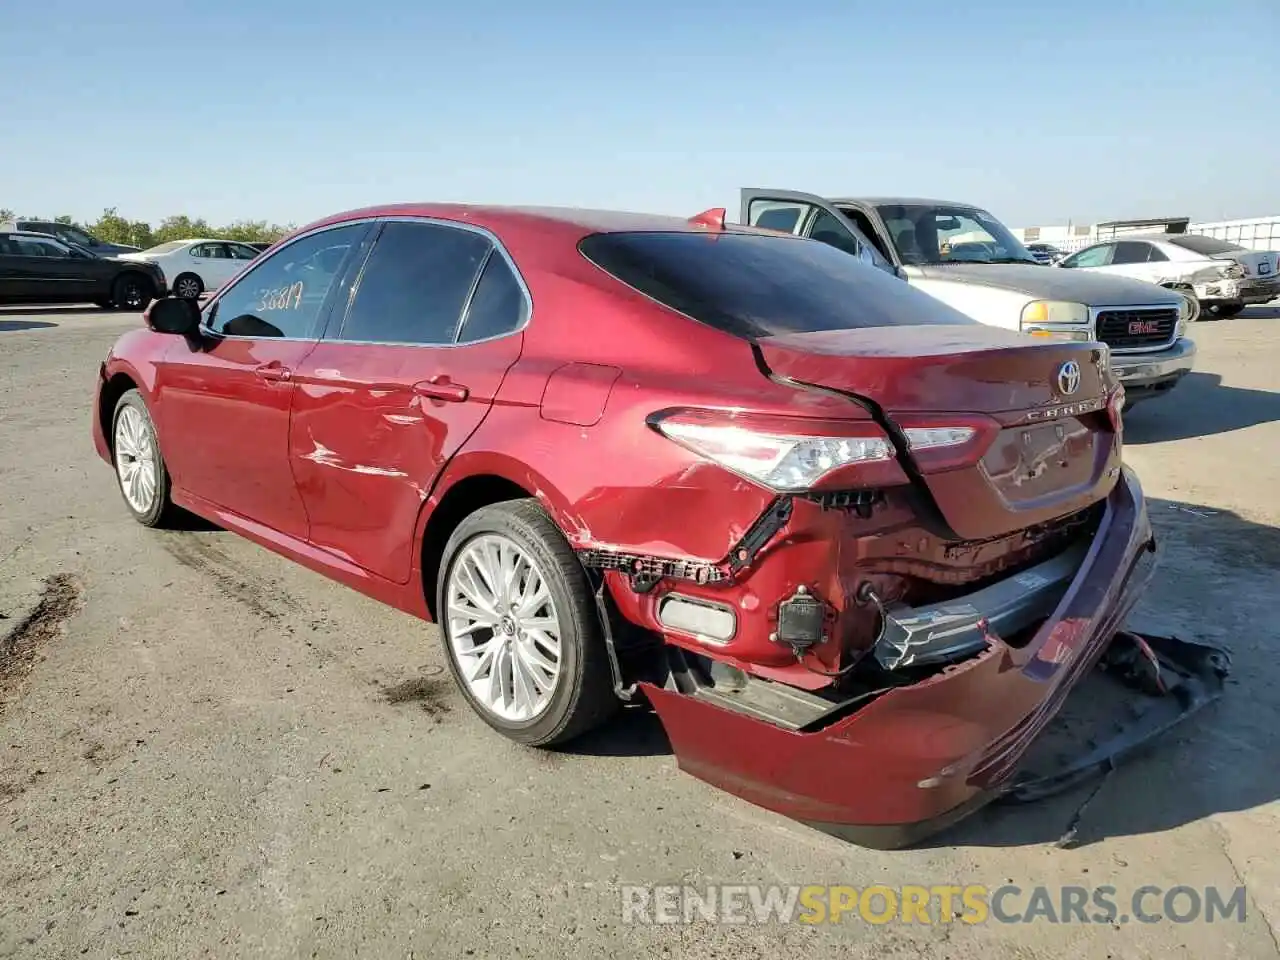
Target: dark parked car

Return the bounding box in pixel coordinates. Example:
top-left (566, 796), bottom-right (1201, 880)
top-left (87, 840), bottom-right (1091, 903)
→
top-left (92, 203), bottom-right (1202, 847)
top-left (1, 219), bottom-right (140, 256)
top-left (1025, 242), bottom-right (1066, 264)
top-left (0, 231), bottom-right (166, 309)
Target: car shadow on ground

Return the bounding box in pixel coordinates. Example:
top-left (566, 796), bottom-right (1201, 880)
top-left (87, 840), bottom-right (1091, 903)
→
top-left (0, 304), bottom-right (101, 318)
top-left (0, 320), bottom-right (59, 332)
top-left (1124, 372), bottom-right (1280, 443)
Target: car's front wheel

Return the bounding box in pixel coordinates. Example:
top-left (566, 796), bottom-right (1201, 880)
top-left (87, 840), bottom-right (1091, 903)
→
top-left (1205, 302), bottom-right (1244, 320)
top-left (436, 499), bottom-right (618, 747)
top-left (111, 390), bottom-right (177, 527)
top-left (111, 273), bottom-right (153, 311)
top-left (173, 273), bottom-right (203, 300)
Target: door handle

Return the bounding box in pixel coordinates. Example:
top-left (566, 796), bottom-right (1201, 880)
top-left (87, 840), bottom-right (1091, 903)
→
top-left (413, 376), bottom-right (469, 403)
top-left (255, 362), bottom-right (293, 383)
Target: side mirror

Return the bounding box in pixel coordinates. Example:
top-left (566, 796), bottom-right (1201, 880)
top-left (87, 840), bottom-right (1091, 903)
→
top-left (145, 297), bottom-right (202, 337)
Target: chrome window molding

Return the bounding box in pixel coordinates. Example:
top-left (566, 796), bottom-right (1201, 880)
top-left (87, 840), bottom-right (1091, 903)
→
top-left (199, 214), bottom-right (533, 348)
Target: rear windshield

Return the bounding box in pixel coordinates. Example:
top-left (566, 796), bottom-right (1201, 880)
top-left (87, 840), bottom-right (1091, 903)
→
top-left (579, 231), bottom-right (977, 340)
top-left (139, 240), bottom-right (188, 255)
top-left (1166, 235), bottom-right (1246, 256)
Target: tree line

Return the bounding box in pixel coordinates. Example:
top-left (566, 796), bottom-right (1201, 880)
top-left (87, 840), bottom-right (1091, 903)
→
top-left (0, 206), bottom-right (295, 249)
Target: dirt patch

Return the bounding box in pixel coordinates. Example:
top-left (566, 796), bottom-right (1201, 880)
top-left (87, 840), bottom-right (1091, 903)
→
top-left (380, 675), bottom-right (454, 720)
top-left (0, 574), bottom-right (83, 715)
top-left (161, 534), bottom-right (300, 622)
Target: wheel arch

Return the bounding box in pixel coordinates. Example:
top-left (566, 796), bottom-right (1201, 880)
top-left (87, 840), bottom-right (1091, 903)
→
top-left (98, 370), bottom-right (143, 454)
top-left (417, 454), bottom-right (584, 620)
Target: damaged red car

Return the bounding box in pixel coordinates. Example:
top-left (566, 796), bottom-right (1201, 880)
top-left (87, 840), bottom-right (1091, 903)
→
top-left (92, 204), bottom-right (1226, 847)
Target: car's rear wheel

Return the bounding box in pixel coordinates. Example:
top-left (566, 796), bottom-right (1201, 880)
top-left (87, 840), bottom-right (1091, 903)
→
top-left (112, 273), bottom-right (153, 311)
top-left (111, 390), bottom-right (176, 528)
top-left (173, 273), bottom-right (203, 300)
top-left (436, 499), bottom-right (618, 747)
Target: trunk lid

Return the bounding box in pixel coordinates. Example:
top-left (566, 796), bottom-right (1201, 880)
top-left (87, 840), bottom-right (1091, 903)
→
top-left (1212, 249), bottom-right (1279, 278)
top-left (757, 325), bottom-right (1121, 540)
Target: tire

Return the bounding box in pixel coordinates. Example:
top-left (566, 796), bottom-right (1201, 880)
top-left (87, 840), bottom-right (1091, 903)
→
top-left (111, 390), bottom-right (177, 528)
top-left (436, 498), bottom-right (618, 747)
top-left (1205, 302), bottom-right (1244, 320)
top-left (111, 273), bottom-right (153, 311)
top-left (173, 273), bottom-right (203, 300)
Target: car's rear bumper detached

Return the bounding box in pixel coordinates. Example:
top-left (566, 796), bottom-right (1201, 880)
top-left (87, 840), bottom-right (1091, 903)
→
top-left (1110, 337), bottom-right (1195, 397)
top-left (640, 467), bottom-right (1184, 848)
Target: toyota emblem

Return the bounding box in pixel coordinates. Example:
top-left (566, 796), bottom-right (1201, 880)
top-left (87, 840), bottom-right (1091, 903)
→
top-left (1056, 360), bottom-right (1081, 396)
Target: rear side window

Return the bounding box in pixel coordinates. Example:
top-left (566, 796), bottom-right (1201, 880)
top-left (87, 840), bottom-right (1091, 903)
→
top-left (579, 231), bottom-right (976, 340)
top-left (339, 221), bottom-right (491, 345)
top-left (458, 252), bottom-right (528, 342)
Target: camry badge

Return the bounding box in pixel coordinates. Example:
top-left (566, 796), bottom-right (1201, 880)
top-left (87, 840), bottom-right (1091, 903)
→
top-left (1056, 360), bottom-right (1081, 397)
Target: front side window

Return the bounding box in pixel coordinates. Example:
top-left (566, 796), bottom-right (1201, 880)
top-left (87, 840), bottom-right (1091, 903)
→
top-left (206, 223), bottom-right (366, 338)
top-left (580, 231), bottom-right (978, 341)
top-left (1062, 244), bottom-right (1114, 268)
top-left (228, 243), bottom-right (259, 260)
top-left (876, 203), bottom-right (1038, 266)
top-left (13, 237), bottom-right (70, 258)
top-left (748, 202), bottom-right (805, 234)
top-left (336, 221), bottom-right (491, 345)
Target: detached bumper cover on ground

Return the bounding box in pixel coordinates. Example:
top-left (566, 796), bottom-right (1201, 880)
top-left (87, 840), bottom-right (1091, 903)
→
top-left (641, 467), bottom-right (1230, 848)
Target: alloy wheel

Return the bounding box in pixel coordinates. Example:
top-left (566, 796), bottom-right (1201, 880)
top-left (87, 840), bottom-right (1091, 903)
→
top-left (445, 533), bottom-right (563, 722)
top-left (176, 277), bottom-right (200, 299)
top-left (114, 406), bottom-right (158, 514)
top-left (121, 282), bottom-right (144, 309)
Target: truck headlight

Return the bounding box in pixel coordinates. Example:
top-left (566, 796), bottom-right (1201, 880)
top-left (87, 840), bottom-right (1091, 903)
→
top-left (1175, 291), bottom-right (1198, 335)
top-left (1020, 300), bottom-right (1092, 340)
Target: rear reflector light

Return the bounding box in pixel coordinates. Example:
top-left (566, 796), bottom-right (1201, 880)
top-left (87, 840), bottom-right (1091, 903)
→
top-left (904, 426), bottom-right (977, 450)
top-left (1107, 386), bottom-right (1125, 433)
top-left (657, 594), bottom-right (737, 643)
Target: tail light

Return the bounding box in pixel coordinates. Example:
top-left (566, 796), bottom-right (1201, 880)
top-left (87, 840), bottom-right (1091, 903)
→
top-left (648, 408), bottom-right (994, 492)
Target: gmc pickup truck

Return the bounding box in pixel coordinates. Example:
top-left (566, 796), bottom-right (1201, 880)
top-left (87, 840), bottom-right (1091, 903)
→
top-left (740, 188), bottom-right (1197, 407)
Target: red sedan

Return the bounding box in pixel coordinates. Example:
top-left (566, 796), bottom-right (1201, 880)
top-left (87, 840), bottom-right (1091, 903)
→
top-left (93, 203), bottom-right (1167, 846)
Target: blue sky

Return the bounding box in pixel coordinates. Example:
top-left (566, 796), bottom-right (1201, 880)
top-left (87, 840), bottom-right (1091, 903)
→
top-left (3, 0), bottom-right (1276, 230)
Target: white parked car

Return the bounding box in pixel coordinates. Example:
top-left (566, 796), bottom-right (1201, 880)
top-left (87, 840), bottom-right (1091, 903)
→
top-left (117, 239), bottom-right (262, 300)
top-left (1057, 234), bottom-right (1280, 319)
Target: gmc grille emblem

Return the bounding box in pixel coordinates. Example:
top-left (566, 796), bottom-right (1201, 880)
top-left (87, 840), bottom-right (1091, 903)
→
top-left (1129, 320), bottom-right (1160, 335)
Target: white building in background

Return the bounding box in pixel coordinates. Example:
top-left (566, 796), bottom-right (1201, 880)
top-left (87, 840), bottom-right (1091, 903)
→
top-left (1011, 214), bottom-right (1280, 253)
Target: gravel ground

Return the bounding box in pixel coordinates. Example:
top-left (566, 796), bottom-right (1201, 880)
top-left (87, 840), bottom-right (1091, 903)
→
top-left (1, 305), bottom-right (1278, 959)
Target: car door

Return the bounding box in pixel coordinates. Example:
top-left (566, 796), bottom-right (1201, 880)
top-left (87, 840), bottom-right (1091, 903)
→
top-left (153, 222), bottom-right (375, 539)
top-left (740, 188), bottom-right (899, 277)
top-left (289, 219), bottom-right (526, 584)
top-left (187, 242), bottom-right (234, 290)
top-left (0, 237), bottom-right (28, 300)
top-left (1101, 241), bottom-right (1169, 281)
top-left (8, 236), bottom-right (102, 302)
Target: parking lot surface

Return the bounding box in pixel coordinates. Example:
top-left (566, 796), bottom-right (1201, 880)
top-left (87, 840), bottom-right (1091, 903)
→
top-left (2, 305), bottom-right (1279, 959)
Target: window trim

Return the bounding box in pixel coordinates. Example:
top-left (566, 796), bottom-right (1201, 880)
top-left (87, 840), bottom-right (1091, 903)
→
top-left (199, 219), bottom-right (379, 342)
top-left (322, 215), bottom-right (533, 350)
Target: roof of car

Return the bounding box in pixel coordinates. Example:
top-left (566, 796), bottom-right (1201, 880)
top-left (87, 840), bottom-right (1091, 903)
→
top-left (300, 203), bottom-right (779, 241)
top-left (831, 196), bottom-right (977, 209)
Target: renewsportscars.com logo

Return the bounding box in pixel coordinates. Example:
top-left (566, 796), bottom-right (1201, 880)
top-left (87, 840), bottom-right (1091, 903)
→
top-left (621, 884), bottom-right (1248, 926)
